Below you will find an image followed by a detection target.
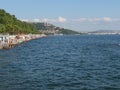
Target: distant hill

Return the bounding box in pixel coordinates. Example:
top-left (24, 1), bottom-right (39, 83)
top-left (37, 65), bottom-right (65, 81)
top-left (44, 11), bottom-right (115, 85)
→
top-left (33, 23), bottom-right (80, 35)
top-left (87, 30), bottom-right (120, 35)
top-left (0, 9), bottom-right (40, 34)
top-left (91, 30), bottom-right (120, 33)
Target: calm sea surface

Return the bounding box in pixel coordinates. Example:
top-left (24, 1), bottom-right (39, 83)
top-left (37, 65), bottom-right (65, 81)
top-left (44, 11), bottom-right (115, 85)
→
top-left (0, 35), bottom-right (120, 90)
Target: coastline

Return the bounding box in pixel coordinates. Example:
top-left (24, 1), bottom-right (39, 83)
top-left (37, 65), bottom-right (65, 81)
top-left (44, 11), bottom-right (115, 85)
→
top-left (0, 34), bottom-right (46, 49)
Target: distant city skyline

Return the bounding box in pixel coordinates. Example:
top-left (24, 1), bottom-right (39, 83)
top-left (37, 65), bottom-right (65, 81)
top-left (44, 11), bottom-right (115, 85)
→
top-left (0, 0), bottom-right (120, 31)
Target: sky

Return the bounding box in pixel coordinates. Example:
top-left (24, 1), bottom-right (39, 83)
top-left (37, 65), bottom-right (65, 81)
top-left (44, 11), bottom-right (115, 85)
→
top-left (0, 0), bottom-right (120, 32)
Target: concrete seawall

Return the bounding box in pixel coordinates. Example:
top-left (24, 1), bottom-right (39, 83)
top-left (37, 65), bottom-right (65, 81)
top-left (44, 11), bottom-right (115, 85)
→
top-left (0, 34), bottom-right (46, 49)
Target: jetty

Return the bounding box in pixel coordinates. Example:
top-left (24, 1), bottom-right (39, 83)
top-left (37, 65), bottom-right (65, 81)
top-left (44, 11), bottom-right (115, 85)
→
top-left (0, 34), bottom-right (46, 49)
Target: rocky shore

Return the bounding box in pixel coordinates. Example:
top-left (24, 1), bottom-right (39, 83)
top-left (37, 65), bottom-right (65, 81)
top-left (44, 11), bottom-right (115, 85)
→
top-left (0, 34), bottom-right (46, 49)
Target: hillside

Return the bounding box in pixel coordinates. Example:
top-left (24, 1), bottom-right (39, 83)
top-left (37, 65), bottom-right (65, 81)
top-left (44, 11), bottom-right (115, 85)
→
top-left (92, 30), bottom-right (120, 33)
top-left (33, 23), bottom-right (80, 35)
top-left (0, 9), bottom-right (40, 34)
top-left (0, 9), bottom-right (79, 35)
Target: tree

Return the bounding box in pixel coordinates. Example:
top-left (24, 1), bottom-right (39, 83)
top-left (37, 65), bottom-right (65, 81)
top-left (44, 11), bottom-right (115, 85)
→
top-left (0, 9), bottom-right (41, 34)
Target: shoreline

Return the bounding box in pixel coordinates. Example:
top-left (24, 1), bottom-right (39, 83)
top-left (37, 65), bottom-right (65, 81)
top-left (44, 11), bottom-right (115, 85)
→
top-left (0, 34), bottom-right (46, 49)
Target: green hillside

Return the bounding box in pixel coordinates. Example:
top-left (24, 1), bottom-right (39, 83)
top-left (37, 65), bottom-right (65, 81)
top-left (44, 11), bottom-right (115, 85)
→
top-left (0, 9), bottom-right (40, 34)
top-left (33, 23), bottom-right (80, 35)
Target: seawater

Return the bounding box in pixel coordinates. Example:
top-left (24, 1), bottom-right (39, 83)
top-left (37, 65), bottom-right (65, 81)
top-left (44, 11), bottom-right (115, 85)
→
top-left (0, 35), bottom-right (120, 90)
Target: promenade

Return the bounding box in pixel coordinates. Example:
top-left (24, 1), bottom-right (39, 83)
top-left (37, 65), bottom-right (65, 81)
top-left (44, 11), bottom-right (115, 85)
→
top-left (0, 34), bottom-right (46, 49)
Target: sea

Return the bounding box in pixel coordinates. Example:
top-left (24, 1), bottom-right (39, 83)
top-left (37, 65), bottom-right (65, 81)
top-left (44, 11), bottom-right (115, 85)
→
top-left (0, 35), bottom-right (120, 90)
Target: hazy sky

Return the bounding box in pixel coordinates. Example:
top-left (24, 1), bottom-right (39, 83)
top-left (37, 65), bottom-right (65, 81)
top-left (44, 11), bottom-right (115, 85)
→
top-left (0, 0), bottom-right (120, 32)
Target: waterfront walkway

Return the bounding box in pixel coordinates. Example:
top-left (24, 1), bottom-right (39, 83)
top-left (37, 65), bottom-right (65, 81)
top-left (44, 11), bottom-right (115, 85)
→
top-left (0, 34), bottom-right (46, 49)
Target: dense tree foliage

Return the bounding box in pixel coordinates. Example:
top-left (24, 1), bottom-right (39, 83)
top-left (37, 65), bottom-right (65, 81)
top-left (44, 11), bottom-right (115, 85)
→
top-left (59, 28), bottom-right (80, 34)
top-left (33, 22), bottom-right (80, 35)
top-left (0, 9), bottom-right (40, 34)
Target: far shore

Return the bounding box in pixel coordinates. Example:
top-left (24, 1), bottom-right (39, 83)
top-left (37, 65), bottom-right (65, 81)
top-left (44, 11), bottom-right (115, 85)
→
top-left (0, 34), bottom-right (46, 49)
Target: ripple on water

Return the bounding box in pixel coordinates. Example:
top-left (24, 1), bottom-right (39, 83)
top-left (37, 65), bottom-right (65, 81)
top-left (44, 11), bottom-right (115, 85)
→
top-left (0, 35), bottom-right (120, 90)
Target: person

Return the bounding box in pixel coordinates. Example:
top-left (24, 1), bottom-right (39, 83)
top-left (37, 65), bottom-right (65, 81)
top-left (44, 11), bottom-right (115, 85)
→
top-left (3, 39), bottom-right (9, 49)
top-left (9, 39), bottom-right (13, 48)
top-left (0, 41), bottom-right (2, 49)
